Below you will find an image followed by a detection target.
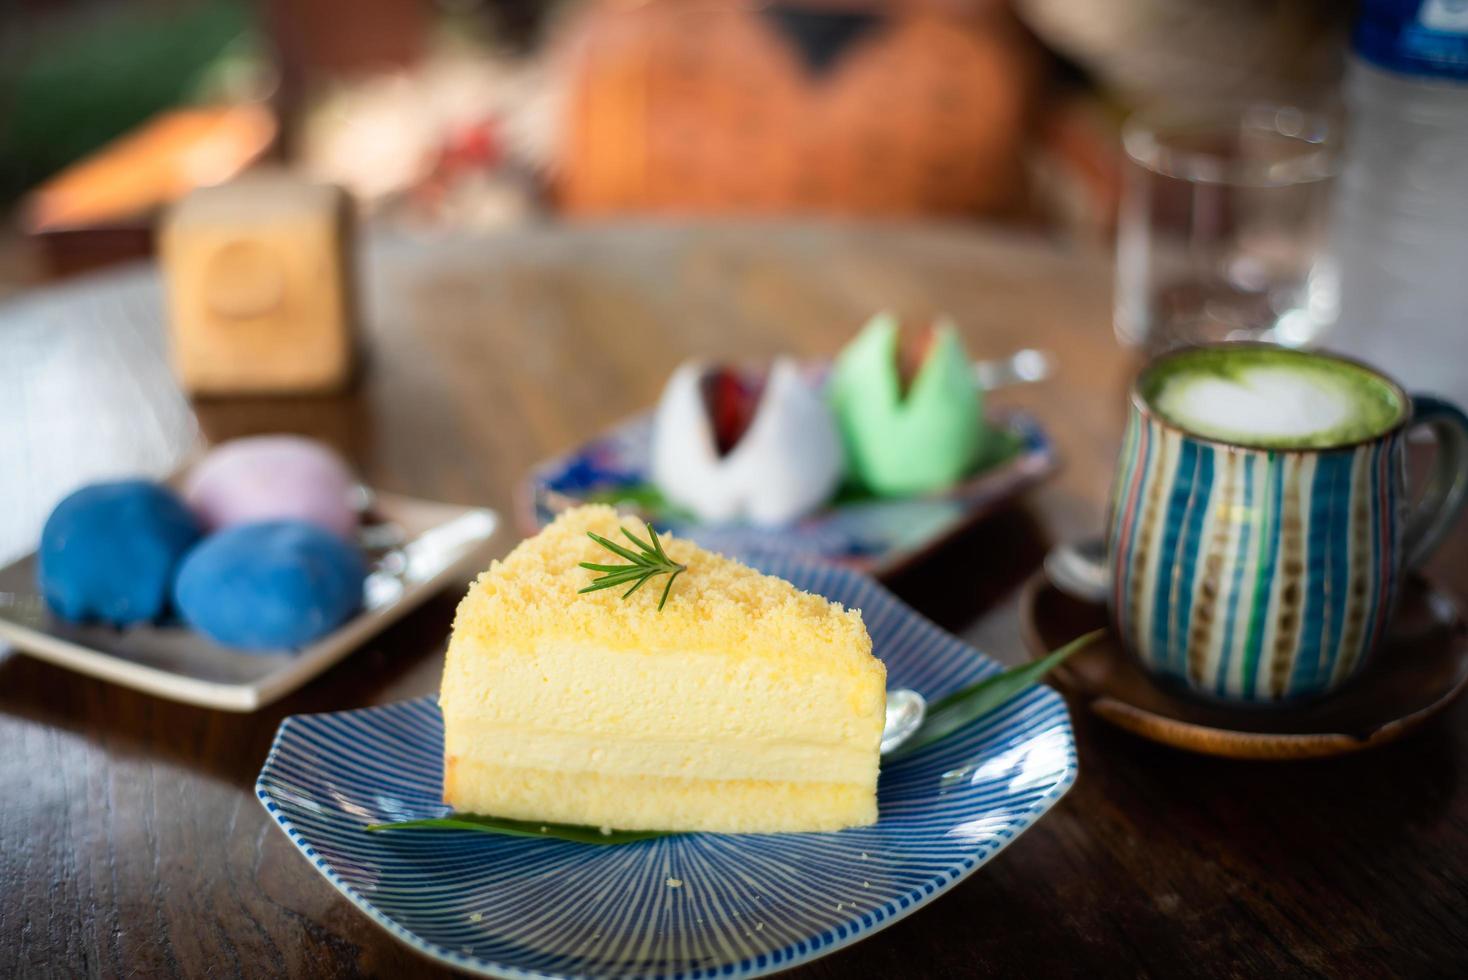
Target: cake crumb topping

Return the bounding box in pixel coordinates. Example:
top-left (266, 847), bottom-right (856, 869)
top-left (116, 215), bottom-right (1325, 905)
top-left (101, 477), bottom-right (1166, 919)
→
top-left (453, 504), bottom-right (876, 668)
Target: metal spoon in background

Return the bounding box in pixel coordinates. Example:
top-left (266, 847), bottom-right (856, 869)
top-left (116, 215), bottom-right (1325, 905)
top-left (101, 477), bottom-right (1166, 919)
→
top-left (973, 348), bottom-right (1055, 391)
top-left (1043, 537), bottom-right (1111, 605)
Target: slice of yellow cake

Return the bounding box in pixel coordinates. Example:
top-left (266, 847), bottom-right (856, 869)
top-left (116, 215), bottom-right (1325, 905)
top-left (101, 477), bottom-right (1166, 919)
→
top-left (439, 504), bottom-right (886, 833)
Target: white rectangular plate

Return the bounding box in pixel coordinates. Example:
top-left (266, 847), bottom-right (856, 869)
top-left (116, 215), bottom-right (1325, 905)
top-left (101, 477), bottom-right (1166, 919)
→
top-left (0, 493), bottom-right (497, 711)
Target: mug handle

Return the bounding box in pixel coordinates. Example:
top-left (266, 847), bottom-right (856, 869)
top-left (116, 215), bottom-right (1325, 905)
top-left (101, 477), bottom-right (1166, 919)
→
top-left (1403, 395), bottom-right (1468, 569)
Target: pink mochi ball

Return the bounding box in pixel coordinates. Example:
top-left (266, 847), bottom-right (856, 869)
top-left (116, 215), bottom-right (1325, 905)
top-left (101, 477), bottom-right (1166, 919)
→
top-left (184, 435), bottom-right (359, 539)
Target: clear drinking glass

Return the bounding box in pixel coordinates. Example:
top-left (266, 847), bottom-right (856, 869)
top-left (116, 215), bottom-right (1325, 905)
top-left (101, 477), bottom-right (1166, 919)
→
top-left (1114, 105), bottom-right (1340, 353)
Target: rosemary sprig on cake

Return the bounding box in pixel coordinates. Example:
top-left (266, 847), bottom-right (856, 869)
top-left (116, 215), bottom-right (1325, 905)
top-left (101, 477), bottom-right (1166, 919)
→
top-left (579, 522), bottom-right (686, 610)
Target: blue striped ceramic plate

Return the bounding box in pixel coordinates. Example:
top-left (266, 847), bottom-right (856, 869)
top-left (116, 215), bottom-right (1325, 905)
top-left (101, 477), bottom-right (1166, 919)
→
top-left (256, 557), bottom-right (1077, 979)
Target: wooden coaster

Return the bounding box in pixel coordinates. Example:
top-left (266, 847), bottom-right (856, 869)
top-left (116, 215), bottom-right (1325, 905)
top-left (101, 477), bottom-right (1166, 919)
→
top-left (1020, 573), bottom-right (1468, 760)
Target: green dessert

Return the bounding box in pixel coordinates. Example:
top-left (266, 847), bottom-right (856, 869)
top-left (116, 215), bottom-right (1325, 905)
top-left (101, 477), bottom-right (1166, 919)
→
top-left (829, 313), bottom-right (986, 497)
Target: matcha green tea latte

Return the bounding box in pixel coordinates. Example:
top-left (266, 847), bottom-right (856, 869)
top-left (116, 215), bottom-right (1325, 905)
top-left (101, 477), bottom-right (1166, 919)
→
top-left (1108, 343), bottom-right (1468, 704)
top-left (1137, 346), bottom-right (1405, 449)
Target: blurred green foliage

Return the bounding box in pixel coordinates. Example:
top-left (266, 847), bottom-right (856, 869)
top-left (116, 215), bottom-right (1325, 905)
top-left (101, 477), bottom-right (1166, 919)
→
top-left (0, 0), bottom-right (254, 204)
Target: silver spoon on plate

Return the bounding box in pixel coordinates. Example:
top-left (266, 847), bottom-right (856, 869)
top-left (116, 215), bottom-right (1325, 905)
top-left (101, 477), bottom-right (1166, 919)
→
top-left (880, 688), bottom-right (928, 755)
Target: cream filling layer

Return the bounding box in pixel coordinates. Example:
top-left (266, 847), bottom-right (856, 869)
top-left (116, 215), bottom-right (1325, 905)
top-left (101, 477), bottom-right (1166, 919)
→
top-left (440, 643), bottom-right (887, 743)
top-left (445, 722), bottom-right (880, 785)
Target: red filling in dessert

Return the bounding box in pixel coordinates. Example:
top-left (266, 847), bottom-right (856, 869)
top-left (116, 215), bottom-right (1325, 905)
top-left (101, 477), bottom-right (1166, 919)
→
top-left (896, 322), bottom-right (938, 400)
top-left (700, 368), bottom-right (766, 456)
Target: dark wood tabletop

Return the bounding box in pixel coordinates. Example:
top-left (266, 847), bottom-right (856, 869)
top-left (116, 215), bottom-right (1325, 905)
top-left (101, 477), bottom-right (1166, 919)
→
top-left (3, 223), bottom-right (1465, 979)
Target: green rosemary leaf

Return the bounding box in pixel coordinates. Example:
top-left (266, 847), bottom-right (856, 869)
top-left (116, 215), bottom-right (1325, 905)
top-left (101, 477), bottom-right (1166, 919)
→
top-left (578, 574), bottom-right (647, 594)
top-left (657, 567), bottom-right (684, 611)
top-left (580, 565), bottom-right (648, 582)
top-left (585, 531), bottom-right (648, 566)
top-left (647, 525), bottom-right (674, 564)
top-left (582, 523), bottom-right (687, 611)
top-left (578, 574), bottom-right (648, 592)
top-left (579, 562), bottom-right (640, 574)
top-left (364, 814), bottom-right (671, 845)
top-left (620, 525), bottom-right (657, 554)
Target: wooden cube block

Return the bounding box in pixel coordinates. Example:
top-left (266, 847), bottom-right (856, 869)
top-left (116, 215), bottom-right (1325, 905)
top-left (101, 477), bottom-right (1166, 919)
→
top-left (160, 171), bottom-right (357, 395)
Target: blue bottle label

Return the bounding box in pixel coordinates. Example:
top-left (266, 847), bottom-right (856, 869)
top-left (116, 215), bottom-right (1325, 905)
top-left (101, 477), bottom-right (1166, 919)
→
top-left (1355, 0), bottom-right (1468, 78)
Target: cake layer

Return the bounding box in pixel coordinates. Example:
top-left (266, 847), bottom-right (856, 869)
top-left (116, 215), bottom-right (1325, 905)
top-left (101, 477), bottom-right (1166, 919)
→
top-left (443, 758), bottom-right (877, 833)
top-left (439, 644), bottom-right (884, 743)
top-left (444, 724), bottom-right (880, 784)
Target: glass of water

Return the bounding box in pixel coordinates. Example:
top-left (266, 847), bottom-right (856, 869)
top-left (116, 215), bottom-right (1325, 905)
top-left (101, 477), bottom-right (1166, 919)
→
top-left (1114, 105), bottom-right (1340, 353)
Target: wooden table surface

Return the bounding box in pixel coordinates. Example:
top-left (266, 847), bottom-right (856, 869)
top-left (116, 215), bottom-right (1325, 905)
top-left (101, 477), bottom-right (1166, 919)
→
top-left (2, 223), bottom-right (1466, 979)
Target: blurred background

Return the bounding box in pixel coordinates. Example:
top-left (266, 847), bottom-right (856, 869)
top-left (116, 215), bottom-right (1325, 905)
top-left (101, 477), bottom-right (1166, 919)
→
top-left (0, 0), bottom-right (1350, 292)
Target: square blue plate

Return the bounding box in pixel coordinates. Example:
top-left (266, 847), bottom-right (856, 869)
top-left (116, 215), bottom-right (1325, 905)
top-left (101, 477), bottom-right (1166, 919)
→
top-left (257, 556), bottom-right (1077, 979)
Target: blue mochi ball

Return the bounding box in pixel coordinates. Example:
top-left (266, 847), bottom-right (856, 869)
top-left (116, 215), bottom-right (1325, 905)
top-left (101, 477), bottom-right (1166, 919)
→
top-left (37, 480), bottom-right (203, 626)
top-left (173, 520), bottom-right (367, 651)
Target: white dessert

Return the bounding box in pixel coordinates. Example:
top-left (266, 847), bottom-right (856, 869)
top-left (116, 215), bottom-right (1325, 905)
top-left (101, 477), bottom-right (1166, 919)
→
top-left (650, 357), bottom-right (842, 525)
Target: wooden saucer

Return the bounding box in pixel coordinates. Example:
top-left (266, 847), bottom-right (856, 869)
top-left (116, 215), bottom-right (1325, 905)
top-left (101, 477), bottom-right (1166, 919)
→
top-left (1020, 573), bottom-right (1468, 760)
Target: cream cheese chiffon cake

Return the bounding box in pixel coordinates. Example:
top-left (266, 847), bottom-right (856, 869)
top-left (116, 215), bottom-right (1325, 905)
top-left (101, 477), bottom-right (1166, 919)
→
top-left (439, 505), bottom-right (886, 833)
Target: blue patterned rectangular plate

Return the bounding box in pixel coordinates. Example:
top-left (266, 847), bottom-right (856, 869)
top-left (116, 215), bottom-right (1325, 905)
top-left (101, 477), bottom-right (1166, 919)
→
top-left (257, 557), bottom-right (1077, 979)
top-left (520, 397), bottom-right (1056, 577)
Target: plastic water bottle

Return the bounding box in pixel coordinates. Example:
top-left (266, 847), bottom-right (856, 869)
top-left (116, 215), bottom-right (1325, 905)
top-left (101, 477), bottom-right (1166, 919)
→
top-left (1327, 0), bottom-right (1468, 403)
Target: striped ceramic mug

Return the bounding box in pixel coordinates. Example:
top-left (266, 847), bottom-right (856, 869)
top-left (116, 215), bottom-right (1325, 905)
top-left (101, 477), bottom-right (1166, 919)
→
top-left (1106, 346), bottom-right (1468, 704)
